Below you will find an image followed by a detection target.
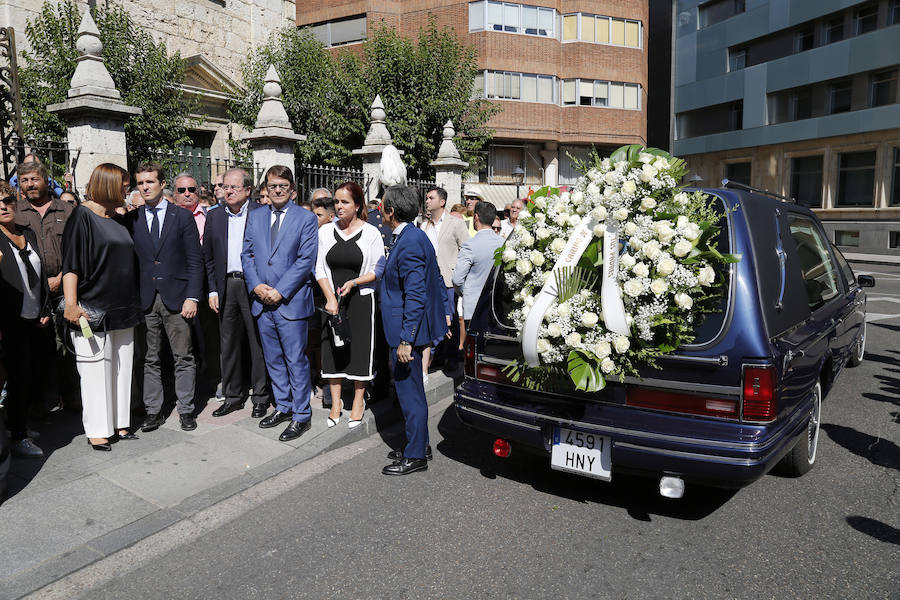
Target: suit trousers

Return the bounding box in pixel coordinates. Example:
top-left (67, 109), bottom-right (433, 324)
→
top-left (220, 277), bottom-right (271, 407)
top-left (1, 318), bottom-right (41, 440)
top-left (71, 328), bottom-right (134, 438)
top-left (143, 293), bottom-right (195, 416)
top-left (390, 346), bottom-right (429, 460)
top-left (256, 310), bottom-right (311, 422)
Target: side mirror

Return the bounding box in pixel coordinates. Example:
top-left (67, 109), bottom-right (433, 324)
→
top-left (857, 274), bottom-right (875, 288)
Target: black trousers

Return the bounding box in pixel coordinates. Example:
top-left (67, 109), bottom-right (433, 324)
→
top-left (220, 277), bottom-right (271, 406)
top-left (1, 318), bottom-right (42, 440)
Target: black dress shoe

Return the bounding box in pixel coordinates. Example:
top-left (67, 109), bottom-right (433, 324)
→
top-left (116, 431), bottom-right (139, 441)
top-left (140, 413), bottom-right (165, 432)
top-left (212, 402), bottom-right (245, 417)
top-left (89, 440), bottom-right (112, 451)
top-left (259, 410), bottom-right (292, 429)
top-left (382, 457), bottom-right (428, 476)
top-left (387, 445), bottom-right (433, 462)
top-left (180, 414), bottom-right (197, 431)
top-left (251, 404), bottom-right (269, 419)
top-left (278, 420), bottom-right (311, 442)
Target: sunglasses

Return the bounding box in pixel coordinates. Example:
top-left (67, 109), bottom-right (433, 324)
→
top-left (492, 226), bottom-right (502, 232)
top-left (0, 196), bottom-right (15, 205)
top-left (176, 186), bottom-right (197, 194)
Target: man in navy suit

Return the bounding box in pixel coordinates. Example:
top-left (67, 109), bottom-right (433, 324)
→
top-left (379, 185), bottom-right (449, 475)
top-left (126, 163), bottom-right (203, 432)
top-left (203, 168), bottom-right (272, 419)
top-left (241, 165), bottom-right (318, 442)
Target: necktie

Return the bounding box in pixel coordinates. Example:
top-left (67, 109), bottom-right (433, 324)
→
top-left (271, 209), bottom-right (283, 247)
top-left (150, 207), bottom-right (160, 250)
top-left (19, 247), bottom-right (39, 290)
top-left (391, 232), bottom-right (398, 246)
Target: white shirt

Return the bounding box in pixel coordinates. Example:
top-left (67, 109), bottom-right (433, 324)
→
top-left (500, 218), bottom-right (515, 239)
top-left (421, 211), bottom-right (445, 251)
top-left (144, 197), bottom-right (169, 235)
top-left (270, 202), bottom-right (290, 227)
top-left (13, 241), bottom-right (42, 319)
top-left (315, 222), bottom-right (385, 296)
top-left (226, 201), bottom-right (249, 273)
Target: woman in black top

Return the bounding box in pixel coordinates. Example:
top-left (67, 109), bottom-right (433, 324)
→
top-left (0, 180), bottom-right (50, 459)
top-left (62, 164), bottom-right (142, 451)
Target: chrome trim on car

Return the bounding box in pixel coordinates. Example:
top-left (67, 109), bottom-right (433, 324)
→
top-left (613, 442), bottom-right (758, 466)
top-left (621, 376), bottom-right (740, 398)
top-left (457, 404), bottom-right (542, 430)
top-left (660, 354), bottom-right (729, 366)
top-left (484, 332), bottom-right (519, 342)
top-left (774, 207), bottom-right (787, 311)
top-left (479, 355), bottom-right (515, 367)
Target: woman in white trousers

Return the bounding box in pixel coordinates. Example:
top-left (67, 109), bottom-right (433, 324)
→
top-left (62, 164), bottom-right (144, 451)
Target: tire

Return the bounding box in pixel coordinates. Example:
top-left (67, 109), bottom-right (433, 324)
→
top-left (847, 321), bottom-right (866, 367)
top-left (779, 381), bottom-right (821, 477)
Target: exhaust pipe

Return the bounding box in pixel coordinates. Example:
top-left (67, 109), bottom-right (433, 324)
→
top-left (659, 475), bottom-right (685, 499)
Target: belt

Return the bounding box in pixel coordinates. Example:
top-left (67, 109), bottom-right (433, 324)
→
top-left (226, 271), bottom-right (244, 279)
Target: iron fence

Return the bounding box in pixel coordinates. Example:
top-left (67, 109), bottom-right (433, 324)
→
top-left (149, 151), bottom-right (264, 191)
top-left (0, 136), bottom-right (73, 187)
top-left (295, 163), bottom-right (371, 204)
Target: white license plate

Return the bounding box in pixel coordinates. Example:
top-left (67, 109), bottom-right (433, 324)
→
top-left (550, 427), bottom-right (611, 481)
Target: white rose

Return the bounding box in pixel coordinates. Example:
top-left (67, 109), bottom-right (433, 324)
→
top-left (657, 225), bottom-right (676, 244)
top-left (536, 227), bottom-right (551, 240)
top-left (650, 278), bottom-right (668, 295)
top-left (536, 339), bottom-right (551, 354)
top-left (581, 312), bottom-right (599, 327)
top-left (592, 224), bottom-right (605, 238)
top-left (600, 357), bottom-right (616, 374)
top-left (613, 335), bottom-right (630, 353)
top-left (524, 295), bottom-right (535, 307)
top-left (698, 265), bottom-right (715, 286)
top-left (515, 259), bottom-right (533, 275)
top-left (547, 323), bottom-right (562, 338)
top-left (534, 212), bottom-right (546, 224)
top-left (642, 240), bottom-right (661, 260)
top-left (653, 157), bottom-right (670, 170)
top-left (676, 215), bottom-right (689, 229)
top-left (519, 232), bottom-right (534, 247)
top-left (682, 223), bottom-right (701, 241)
top-left (604, 171), bottom-right (617, 185)
top-left (620, 253), bottom-right (636, 269)
top-left (529, 250), bottom-right (545, 266)
top-left (557, 302), bottom-right (570, 318)
top-left (533, 196), bottom-right (547, 209)
top-left (639, 163), bottom-right (658, 182)
top-left (613, 208), bottom-right (629, 221)
top-left (604, 186), bottom-right (616, 198)
top-left (568, 214), bottom-right (581, 227)
top-left (622, 180), bottom-right (637, 195)
top-left (640, 197), bottom-right (657, 211)
top-left (586, 183), bottom-right (600, 198)
top-left (674, 192), bottom-right (689, 205)
top-left (624, 222), bottom-right (638, 236)
top-left (675, 292), bottom-right (693, 310)
top-left (550, 238), bottom-right (566, 253)
top-left (633, 262), bottom-right (650, 278)
top-left (502, 249), bottom-right (517, 263)
top-left (565, 332), bottom-right (582, 346)
top-left (623, 278), bottom-right (643, 297)
top-left (593, 340), bottom-right (611, 359)
top-left (629, 236), bottom-right (643, 251)
top-left (559, 191), bottom-right (571, 202)
top-left (638, 152), bottom-right (654, 164)
top-left (625, 313), bottom-right (634, 327)
top-left (673, 239), bottom-right (693, 257)
top-left (570, 190), bottom-right (584, 204)
top-left (657, 257), bottom-right (677, 276)
top-left (557, 213), bottom-right (569, 226)
top-left (591, 206), bottom-right (608, 221)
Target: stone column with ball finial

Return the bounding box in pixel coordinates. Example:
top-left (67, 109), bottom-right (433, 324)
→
top-left (352, 95), bottom-right (403, 201)
top-left (430, 120), bottom-right (468, 207)
top-left (242, 65), bottom-right (305, 178)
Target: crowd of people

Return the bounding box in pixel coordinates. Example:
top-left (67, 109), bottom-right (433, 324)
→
top-left (0, 149), bottom-right (510, 481)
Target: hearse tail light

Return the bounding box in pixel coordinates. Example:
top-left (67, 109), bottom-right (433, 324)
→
top-left (475, 363), bottom-right (511, 384)
top-left (626, 388), bottom-right (739, 419)
top-left (464, 336), bottom-right (476, 377)
top-left (493, 438), bottom-right (511, 458)
top-left (742, 366), bottom-right (776, 422)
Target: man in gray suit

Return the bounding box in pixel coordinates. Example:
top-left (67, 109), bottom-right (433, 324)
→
top-left (452, 202), bottom-right (504, 326)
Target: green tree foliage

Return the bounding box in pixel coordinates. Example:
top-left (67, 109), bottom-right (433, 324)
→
top-left (19, 0), bottom-right (194, 168)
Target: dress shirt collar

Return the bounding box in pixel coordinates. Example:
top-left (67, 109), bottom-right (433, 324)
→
top-left (227, 200), bottom-right (249, 218)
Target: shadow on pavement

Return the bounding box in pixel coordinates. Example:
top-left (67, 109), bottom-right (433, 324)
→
top-left (845, 515), bottom-right (900, 545)
top-left (821, 423), bottom-right (899, 472)
top-left (434, 403), bottom-right (736, 521)
top-left (4, 409), bottom-right (85, 501)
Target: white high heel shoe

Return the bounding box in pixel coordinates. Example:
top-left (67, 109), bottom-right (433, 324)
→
top-left (326, 412), bottom-right (342, 428)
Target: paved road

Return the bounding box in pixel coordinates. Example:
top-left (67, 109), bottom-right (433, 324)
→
top-left (32, 264), bottom-right (900, 599)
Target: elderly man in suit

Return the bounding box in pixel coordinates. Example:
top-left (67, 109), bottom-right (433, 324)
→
top-left (452, 201), bottom-right (505, 326)
top-left (203, 168), bottom-right (272, 418)
top-left (126, 163), bottom-right (203, 432)
top-left (379, 185), bottom-right (449, 475)
top-left (241, 165), bottom-right (318, 442)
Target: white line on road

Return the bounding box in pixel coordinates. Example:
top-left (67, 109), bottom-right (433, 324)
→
top-left (866, 296), bottom-right (900, 303)
top-left (866, 313), bottom-right (900, 322)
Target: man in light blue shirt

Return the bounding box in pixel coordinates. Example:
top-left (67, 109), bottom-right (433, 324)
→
top-left (452, 202), bottom-right (504, 325)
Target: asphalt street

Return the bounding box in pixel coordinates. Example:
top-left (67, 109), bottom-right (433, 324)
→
top-left (31, 263), bottom-right (900, 600)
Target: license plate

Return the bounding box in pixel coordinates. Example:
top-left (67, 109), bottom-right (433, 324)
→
top-left (550, 427), bottom-right (611, 481)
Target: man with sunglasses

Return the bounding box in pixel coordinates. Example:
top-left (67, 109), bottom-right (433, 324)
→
top-left (213, 174), bottom-right (226, 205)
top-left (173, 173), bottom-right (206, 244)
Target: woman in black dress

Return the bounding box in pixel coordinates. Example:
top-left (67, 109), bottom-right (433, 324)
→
top-left (315, 181), bottom-right (385, 429)
top-left (62, 164), bottom-right (143, 451)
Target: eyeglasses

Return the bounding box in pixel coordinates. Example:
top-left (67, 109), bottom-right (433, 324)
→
top-left (492, 226), bottom-right (502, 232)
top-left (267, 183), bottom-right (291, 191)
top-left (176, 186), bottom-right (197, 194)
top-left (221, 185), bottom-right (248, 191)
top-left (0, 196), bottom-right (15, 205)
top-left (214, 182), bottom-right (223, 187)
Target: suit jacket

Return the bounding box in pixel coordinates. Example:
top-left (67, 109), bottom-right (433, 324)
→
top-left (122, 202), bottom-right (203, 312)
top-left (420, 213), bottom-right (468, 287)
top-left (452, 228), bottom-right (505, 320)
top-left (379, 224), bottom-right (448, 347)
top-left (241, 203), bottom-right (318, 320)
top-left (203, 200), bottom-right (263, 312)
top-left (0, 227), bottom-right (50, 328)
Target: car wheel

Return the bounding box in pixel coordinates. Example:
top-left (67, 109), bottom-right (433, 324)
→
top-left (847, 321), bottom-right (866, 367)
top-left (779, 381), bottom-right (821, 477)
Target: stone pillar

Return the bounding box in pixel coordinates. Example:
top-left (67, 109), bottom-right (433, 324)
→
top-left (541, 141), bottom-right (559, 187)
top-left (430, 120), bottom-right (468, 206)
top-left (46, 11), bottom-right (141, 196)
top-left (242, 65), bottom-right (305, 178)
top-left (352, 95), bottom-right (402, 201)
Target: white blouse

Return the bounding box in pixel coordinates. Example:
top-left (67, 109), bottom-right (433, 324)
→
top-left (12, 241), bottom-right (42, 319)
top-left (315, 221), bottom-right (385, 296)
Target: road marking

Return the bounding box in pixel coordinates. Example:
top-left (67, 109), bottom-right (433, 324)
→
top-left (855, 270), bottom-right (900, 280)
top-left (867, 296), bottom-right (900, 303)
top-left (866, 312), bottom-right (900, 322)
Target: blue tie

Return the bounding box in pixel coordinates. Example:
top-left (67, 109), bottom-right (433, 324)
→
top-left (271, 209), bottom-right (283, 247)
top-left (150, 207), bottom-right (160, 250)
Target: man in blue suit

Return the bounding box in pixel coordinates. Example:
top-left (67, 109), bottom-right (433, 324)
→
top-left (379, 185), bottom-right (449, 475)
top-left (241, 165), bottom-right (318, 442)
top-left (126, 163), bottom-right (204, 432)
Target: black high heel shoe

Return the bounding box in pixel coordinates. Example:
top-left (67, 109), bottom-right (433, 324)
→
top-left (89, 440), bottom-right (111, 451)
top-left (116, 431), bottom-right (139, 441)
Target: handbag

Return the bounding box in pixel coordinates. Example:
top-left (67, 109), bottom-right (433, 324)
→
top-left (326, 295), bottom-right (352, 348)
top-left (55, 296), bottom-right (106, 330)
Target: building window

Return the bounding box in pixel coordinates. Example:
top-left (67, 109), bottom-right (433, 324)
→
top-left (310, 15), bottom-right (367, 47)
top-left (795, 26), bottom-right (814, 52)
top-left (481, 71), bottom-right (556, 103)
top-left (892, 147), bottom-right (900, 206)
top-left (870, 69), bottom-right (898, 107)
top-left (890, 231), bottom-right (900, 248)
top-left (728, 48), bottom-right (746, 71)
top-left (792, 88), bottom-right (812, 120)
top-left (562, 14), bottom-right (577, 40)
top-left (469, 2), bottom-right (554, 37)
top-left (561, 14), bottom-right (642, 48)
top-left (891, 0), bottom-right (900, 25)
top-left (561, 79), bottom-right (640, 109)
top-left (824, 17), bottom-right (844, 44)
top-left (725, 161), bottom-right (751, 184)
top-left (728, 101), bottom-right (743, 130)
top-left (837, 151), bottom-right (877, 207)
top-left (855, 4), bottom-right (878, 35)
top-left (830, 81), bottom-right (852, 113)
top-left (834, 230), bottom-right (860, 247)
top-left (791, 155), bottom-right (824, 208)
top-left (699, 0), bottom-right (746, 28)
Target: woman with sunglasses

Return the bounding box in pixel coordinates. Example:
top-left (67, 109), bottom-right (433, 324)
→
top-left (61, 164), bottom-right (143, 451)
top-left (0, 179), bottom-right (50, 458)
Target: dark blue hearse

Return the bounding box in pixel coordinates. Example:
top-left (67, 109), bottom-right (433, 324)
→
top-left (455, 187), bottom-right (874, 497)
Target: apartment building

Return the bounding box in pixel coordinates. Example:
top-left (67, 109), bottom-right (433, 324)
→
top-left (298, 1), bottom-right (649, 200)
top-left (673, 0), bottom-right (900, 256)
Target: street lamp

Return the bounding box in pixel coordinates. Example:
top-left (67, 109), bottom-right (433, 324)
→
top-left (512, 165), bottom-right (525, 200)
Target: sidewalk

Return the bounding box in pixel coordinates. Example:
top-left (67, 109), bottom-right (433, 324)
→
top-left (0, 372), bottom-right (457, 599)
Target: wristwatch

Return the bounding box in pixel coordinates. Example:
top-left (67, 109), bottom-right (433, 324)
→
top-left (399, 340), bottom-right (412, 348)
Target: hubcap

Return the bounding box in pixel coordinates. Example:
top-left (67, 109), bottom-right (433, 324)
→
top-left (807, 385), bottom-right (821, 464)
top-left (856, 322), bottom-right (866, 361)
